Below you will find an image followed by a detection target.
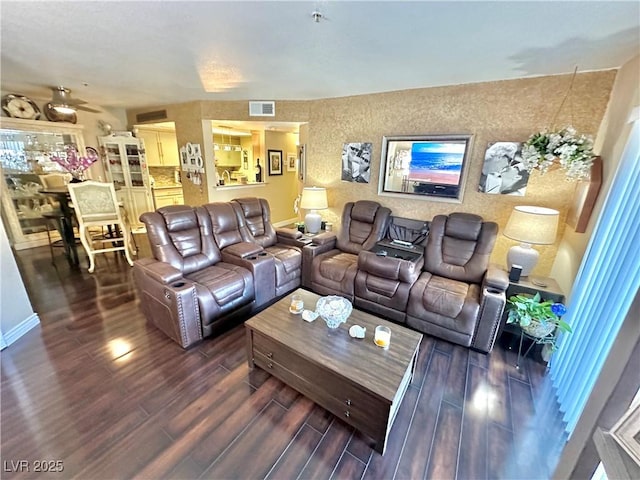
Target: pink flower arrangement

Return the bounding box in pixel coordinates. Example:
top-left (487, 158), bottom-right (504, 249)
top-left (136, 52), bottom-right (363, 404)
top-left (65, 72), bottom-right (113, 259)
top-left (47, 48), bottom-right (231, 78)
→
top-left (50, 145), bottom-right (98, 180)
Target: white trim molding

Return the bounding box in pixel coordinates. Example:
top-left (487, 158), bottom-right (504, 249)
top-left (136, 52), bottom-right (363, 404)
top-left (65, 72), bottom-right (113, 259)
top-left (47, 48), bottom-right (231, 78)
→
top-left (2, 313), bottom-right (40, 348)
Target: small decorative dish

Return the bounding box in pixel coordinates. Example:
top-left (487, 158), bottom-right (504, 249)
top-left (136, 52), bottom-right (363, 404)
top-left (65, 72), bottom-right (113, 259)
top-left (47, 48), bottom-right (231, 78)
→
top-left (349, 325), bottom-right (366, 339)
top-left (302, 309), bottom-right (318, 322)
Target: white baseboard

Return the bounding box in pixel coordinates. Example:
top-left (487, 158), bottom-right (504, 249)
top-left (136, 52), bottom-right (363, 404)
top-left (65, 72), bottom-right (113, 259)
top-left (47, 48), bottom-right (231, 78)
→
top-left (2, 313), bottom-right (40, 349)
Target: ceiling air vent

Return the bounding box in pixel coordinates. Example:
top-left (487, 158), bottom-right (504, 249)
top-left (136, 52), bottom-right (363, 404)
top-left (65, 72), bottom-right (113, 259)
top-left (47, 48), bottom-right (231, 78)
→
top-left (136, 110), bottom-right (168, 123)
top-left (249, 101), bottom-right (275, 117)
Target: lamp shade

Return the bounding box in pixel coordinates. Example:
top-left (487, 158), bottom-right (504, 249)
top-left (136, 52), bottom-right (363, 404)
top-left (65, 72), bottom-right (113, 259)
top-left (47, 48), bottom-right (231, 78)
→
top-left (504, 206), bottom-right (559, 276)
top-left (300, 187), bottom-right (327, 234)
top-left (504, 206), bottom-right (559, 245)
top-left (300, 187), bottom-right (328, 210)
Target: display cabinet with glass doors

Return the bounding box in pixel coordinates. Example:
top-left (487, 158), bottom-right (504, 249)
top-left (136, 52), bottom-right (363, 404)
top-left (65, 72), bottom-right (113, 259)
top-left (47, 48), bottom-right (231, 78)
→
top-left (0, 118), bottom-right (86, 249)
top-left (98, 133), bottom-right (153, 228)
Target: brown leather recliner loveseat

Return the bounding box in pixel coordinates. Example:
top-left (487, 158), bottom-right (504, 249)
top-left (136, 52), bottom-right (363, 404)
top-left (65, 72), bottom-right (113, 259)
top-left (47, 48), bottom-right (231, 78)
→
top-left (134, 199), bottom-right (306, 348)
top-left (304, 206), bottom-right (508, 353)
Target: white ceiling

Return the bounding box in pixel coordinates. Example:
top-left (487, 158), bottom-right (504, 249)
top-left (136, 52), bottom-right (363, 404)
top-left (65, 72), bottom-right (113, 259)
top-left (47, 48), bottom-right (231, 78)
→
top-left (1, 1), bottom-right (639, 112)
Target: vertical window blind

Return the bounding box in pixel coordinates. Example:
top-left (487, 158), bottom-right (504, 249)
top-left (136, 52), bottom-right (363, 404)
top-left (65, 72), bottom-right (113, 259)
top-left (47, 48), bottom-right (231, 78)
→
top-left (550, 117), bottom-right (640, 435)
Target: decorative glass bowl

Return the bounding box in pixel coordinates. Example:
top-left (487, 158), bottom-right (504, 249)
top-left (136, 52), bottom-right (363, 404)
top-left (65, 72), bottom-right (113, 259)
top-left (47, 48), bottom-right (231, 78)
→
top-left (316, 295), bottom-right (352, 329)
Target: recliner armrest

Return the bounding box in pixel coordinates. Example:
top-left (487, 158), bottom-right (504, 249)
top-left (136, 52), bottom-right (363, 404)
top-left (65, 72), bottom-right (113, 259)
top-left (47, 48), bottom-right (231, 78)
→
top-left (301, 237), bottom-right (337, 288)
top-left (220, 251), bottom-right (275, 307)
top-left (357, 250), bottom-right (424, 283)
top-left (278, 236), bottom-right (311, 248)
top-left (133, 260), bottom-right (201, 349)
top-left (311, 232), bottom-right (337, 246)
top-left (276, 228), bottom-right (309, 248)
top-left (484, 265), bottom-right (509, 291)
top-left (472, 283), bottom-right (507, 354)
top-left (276, 227), bottom-right (302, 239)
top-left (134, 257), bottom-right (183, 284)
top-left (223, 241), bottom-right (264, 258)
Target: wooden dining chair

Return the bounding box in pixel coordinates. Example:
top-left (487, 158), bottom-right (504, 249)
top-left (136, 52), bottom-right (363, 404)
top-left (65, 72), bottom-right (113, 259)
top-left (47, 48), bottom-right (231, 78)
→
top-left (67, 181), bottom-right (134, 273)
top-left (39, 173), bottom-right (71, 189)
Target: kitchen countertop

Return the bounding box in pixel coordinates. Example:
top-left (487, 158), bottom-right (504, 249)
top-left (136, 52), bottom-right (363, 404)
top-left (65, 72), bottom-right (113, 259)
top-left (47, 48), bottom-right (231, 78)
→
top-left (216, 181), bottom-right (265, 189)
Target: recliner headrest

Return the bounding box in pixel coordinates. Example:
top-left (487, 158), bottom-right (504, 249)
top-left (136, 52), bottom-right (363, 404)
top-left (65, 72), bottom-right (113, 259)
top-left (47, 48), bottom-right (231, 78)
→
top-left (351, 200), bottom-right (381, 223)
top-left (444, 213), bottom-right (483, 241)
top-left (159, 205), bottom-right (199, 232)
top-left (234, 197), bottom-right (262, 218)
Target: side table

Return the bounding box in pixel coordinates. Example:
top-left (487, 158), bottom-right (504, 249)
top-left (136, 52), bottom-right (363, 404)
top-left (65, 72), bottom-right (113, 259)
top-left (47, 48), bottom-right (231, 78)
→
top-left (499, 273), bottom-right (565, 367)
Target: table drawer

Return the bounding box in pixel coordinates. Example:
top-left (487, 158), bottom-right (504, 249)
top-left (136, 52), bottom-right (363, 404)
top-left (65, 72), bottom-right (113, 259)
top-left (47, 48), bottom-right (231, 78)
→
top-left (253, 350), bottom-right (387, 440)
top-left (253, 333), bottom-right (389, 417)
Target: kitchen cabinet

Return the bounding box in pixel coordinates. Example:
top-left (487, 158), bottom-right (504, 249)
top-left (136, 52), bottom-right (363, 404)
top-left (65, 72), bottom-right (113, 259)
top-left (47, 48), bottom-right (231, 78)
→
top-left (137, 128), bottom-right (179, 167)
top-left (127, 189), bottom-right (155, 225)
top-left (0, 118), bottom-right (85, 249)
top-left (152, 186), bottom-right (184, 208)
top-left (213, 134), bottom-right (246, 167)
top-left (99, 134), bottom-right (153, 228)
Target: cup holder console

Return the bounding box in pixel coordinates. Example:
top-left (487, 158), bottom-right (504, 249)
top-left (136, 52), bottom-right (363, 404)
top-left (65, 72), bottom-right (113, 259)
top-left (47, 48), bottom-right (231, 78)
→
top-left (172, 282), bottom-right (186, 288)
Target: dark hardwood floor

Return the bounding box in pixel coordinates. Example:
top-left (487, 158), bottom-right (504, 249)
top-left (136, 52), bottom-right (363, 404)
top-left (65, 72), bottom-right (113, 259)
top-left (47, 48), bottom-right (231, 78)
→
top-left (1, 247), bottom-right (567, 479)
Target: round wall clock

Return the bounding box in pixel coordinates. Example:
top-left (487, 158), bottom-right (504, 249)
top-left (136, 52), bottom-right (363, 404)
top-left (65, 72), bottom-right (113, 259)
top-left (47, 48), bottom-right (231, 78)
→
top-left (2, 94), bottom-right (41, 120)
top-left (43, 102), bottom-right (77, 124)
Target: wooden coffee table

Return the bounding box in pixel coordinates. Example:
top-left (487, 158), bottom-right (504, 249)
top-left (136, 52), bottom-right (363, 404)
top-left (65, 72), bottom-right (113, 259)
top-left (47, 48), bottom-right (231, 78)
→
top-left (245, 288), bottom-right (423, 454)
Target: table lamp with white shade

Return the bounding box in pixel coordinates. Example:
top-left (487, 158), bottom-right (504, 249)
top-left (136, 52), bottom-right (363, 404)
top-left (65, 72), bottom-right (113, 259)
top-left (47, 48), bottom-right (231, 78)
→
top-left (503, 205), bottom-right (559, 277)
top-left (300, 186), bottom-right (328, 234)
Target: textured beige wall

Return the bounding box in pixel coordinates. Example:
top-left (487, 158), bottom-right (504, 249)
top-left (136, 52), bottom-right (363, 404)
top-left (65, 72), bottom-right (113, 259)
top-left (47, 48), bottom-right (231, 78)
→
top-left (304, 71), bottom-right (616, 276)
top-left (127, 71), bottom-right (616, 276)
top-left (263, 131), bottom-right (300, 221)
top-left (551, 56), bottom-right (639, 295)
top-left (128, 101), bottom-right (307, 219)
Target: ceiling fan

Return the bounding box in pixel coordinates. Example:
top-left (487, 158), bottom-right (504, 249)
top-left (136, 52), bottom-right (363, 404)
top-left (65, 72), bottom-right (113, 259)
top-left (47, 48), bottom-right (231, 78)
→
top-left (47, 86), bottom-right (100, 115)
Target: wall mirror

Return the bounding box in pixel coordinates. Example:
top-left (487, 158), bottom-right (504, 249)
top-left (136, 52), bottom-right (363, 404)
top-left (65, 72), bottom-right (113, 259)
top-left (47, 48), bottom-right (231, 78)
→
top-left (378, 134), bottom-right (473, 203)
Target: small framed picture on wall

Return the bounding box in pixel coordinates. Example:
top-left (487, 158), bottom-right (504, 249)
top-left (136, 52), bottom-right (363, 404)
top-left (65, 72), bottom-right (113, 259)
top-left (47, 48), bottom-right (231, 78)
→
top-left (268, 149), bottom-right (283, 175)
top-left (287, 153), bottom-right (297, 172)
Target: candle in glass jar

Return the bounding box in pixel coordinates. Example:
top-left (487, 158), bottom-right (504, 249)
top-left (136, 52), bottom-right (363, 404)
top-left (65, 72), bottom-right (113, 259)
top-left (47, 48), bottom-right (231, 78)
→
top-left (374, 326), bottom-right (391, 349)
top-left (289, 294), bottom-right (304, 314)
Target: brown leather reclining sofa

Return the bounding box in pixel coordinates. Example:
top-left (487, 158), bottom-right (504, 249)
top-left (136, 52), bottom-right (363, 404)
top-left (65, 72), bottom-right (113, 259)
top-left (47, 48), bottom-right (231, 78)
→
top-left (135, 197), bottom-right (508, 354)
top-left (302, 202), bottom-right (509, 353)
top-left (134, 198), bottom-right (306, 348)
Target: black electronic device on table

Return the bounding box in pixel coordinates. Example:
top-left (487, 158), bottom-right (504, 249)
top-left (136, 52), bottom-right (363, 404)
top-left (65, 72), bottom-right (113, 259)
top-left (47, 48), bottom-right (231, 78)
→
top-left (370, 215), bottom-right (429, 263)
top-left (371, 242), bottom-right (422, 262)
top-left (509, 265), bottom-right (522, 282)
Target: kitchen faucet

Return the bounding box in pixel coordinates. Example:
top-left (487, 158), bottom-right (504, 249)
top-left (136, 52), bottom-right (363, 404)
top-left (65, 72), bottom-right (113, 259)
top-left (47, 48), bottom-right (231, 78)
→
top-left (223, 170), bottom-right (231, 184)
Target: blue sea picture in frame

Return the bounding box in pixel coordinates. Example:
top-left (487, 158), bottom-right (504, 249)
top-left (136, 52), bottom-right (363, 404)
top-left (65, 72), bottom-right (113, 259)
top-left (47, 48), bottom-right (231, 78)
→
top-left (378, 134), bottom-right (473, 203)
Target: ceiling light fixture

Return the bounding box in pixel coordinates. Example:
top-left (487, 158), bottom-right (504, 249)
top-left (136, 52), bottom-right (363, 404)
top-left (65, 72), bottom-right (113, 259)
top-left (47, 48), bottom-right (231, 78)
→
top-left (311, 10), bottom-right (323, 23)
top-left (50, 86), bottom-right (77, 114)
top-left (52, 104), bottom-right (76, 115)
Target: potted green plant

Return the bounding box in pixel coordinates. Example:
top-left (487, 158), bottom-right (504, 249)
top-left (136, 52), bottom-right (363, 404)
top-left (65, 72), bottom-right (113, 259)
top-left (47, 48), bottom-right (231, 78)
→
top-left (506, 292), bottom-right (572, 350)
